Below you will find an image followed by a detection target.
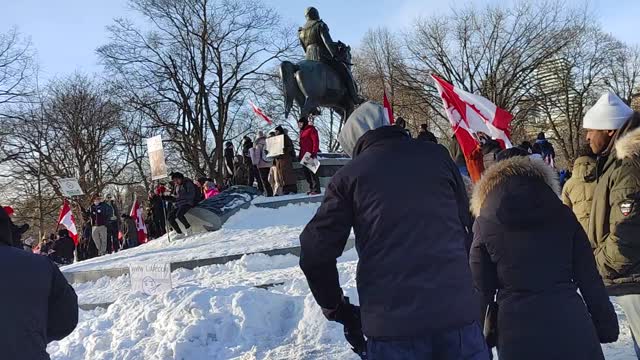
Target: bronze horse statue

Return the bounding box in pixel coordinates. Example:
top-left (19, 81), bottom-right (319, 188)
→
top-left (280, 43), bottom-right (358, 123)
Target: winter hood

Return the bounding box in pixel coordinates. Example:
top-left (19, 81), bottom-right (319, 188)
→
top-left (616, 127), bottom-right (640, 160)
top-left (572, 156), bottom-right (597, 179)
top-left (338, 101), bottom-right (390, 157)
top-left (471, 156), bottom-right (560, 217)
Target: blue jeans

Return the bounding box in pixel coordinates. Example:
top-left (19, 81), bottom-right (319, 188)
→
top-left (367, 322), bottom-right (489, 360)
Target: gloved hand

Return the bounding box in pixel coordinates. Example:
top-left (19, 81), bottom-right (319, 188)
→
top-left (323, 297), bottom-right (367, 359)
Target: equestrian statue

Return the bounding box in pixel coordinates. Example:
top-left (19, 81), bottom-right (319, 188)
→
top-left (280, 7), bottom-right (362, 123)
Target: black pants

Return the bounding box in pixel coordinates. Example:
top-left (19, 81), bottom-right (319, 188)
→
top-left (107, 221), bottom-right (119, 253)
top-left (256, 167), bottom-right (273, 196)
top-left (303, 167), bottom-right (320, 193)
top-left (168, 205), bottom-right (192, 234)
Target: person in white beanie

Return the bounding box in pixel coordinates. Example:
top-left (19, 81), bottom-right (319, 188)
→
top-left (583, 91), bottom-right (640, 357)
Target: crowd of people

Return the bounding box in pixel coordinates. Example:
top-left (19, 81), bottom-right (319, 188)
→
top-left (300, 92), bottom-right (640, 359)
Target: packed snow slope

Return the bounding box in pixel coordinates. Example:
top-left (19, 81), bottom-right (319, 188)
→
top-left (63, 201), bottom-right (321, 272)
top-left (53, 201), bottom-right (636, 359)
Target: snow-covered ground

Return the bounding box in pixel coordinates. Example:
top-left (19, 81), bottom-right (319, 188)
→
top-left (52, 247), bottom-right (636, 360)
top-left (62, 202), bottom-right (321, 272)
top-left (52, 200), bottom-right (636, 359)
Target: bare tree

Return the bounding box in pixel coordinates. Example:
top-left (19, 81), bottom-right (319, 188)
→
top-left (8, 74), bottom-right (133, 208)
top-left (605, 44), bottom-right (640, 105)
top-left (0, 27), bottom-right (35, 165)
top-left (399, 2), bottom-right (587, 134)
top-left (99, 0), bottom-right (296, 181)
top-left (530, 29), bottom-right (620, 164)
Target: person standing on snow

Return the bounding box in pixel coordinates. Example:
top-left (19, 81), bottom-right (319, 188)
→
top-left (251, 131), bottom-right (274, 197)
top-left (582, 91), bottom-right (640, 357)
top-left (535, 132), bottom-right (556, 167)
top-left (3, 206), bottom-right (30, 249)
top-left (0, 206), bottom-right (78, 358)
top-left (298, 118), bottom-right (321, 195)
top-left (299, 102), bottom-right (485, 359)
top-left (165, 172), bottom-right (198, 238)
top-left (274, 126), bottom-right (298, 195)
top-left (105, 194), bottom-right (120, 253)
top-left (121, 214), bottom-right (139, 249)
top-left (562, 146), bottom-right (598, 234)
top-left (88, 195), bottom-right (111, 256)
top-left (469, 155), bottom-right (618, 359)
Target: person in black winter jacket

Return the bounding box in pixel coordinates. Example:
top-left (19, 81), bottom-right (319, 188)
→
top-left (299, 102), bottom-right (486, 359)
top-left (0, 206), bottom-right (78, 359)
top-left (49, 229), bottom-right (76, 265)
top-left (166, 172), bottom-right (197, 238)
top-left (416, 124), bottom-right (438, 143)
top-left (469, 156), bottom-right (619, 360)
top-left (3, 206), bottom-right (29, 248)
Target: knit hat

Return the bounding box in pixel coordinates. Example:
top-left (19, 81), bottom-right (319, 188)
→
top-left (2, 206), bottom-right (13, 217)
top-left (583, 91), bottom-right (633, 130)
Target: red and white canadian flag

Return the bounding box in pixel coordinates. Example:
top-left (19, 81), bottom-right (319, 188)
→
top-left (57, 200), bottom-right (78, 245)
top-left (383, 90), bottom-right (395, 125)
top-left (431, 74), bottom-right (513, 180)
top-left (130, 196), bottom-right (148, 244)
top-left (249, 100), bottom-right (273, 125)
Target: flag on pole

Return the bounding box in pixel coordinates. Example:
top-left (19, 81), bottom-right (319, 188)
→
top-left (57, 200), bottom-right (78, 245)
top-left (431, 74), bottom-right (513, 181)
top-left (130, 196), bottom-right (148, 244)
top-left (249, 100), bottom-right (273, 125)
top-left (383, 90), bottom-right (395, 125)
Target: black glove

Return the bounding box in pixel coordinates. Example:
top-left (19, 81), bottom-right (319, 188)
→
top-left (324, 297), bottom-right (368, 359)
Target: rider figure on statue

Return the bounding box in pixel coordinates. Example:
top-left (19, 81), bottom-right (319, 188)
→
top-left (298, 7), bottom-right (360, 107)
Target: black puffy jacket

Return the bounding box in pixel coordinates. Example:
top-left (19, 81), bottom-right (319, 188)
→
top-left (0, 207), bottom-right (78, 359)
top-left (300, 125), bottom-right (477, 338)
top-left (469, 156), bottom-right (618, 360)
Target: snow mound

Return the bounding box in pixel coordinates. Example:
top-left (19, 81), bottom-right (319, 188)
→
top-left (52, 251), bottom-right (361, 360)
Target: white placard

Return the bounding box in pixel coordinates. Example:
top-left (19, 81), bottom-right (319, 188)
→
top-left (266, 134), bottom-right (284, 157)
top-left (301, 152), bottom-right (320, 174)
top-left (58, 178), bottom-right (84, 197)
top-left (130, 263), bottom-right (172, 296)
top-left (146, 135), bottom-right (168, 180)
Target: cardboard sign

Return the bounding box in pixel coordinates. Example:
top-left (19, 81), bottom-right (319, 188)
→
top-left (301, 152), bottom-right (320, 174)
top-left (266, 135), bottom-right (284, 157)
top-left (130, 263), bottom-right (172, 296)
top-left (58, 178), bottom-right (84, 197)
top-left (146, 135), bottom-right (168, 180)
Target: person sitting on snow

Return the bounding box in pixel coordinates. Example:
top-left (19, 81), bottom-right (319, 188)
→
top-left (299, 102), bottom-right (485, 359)
top-left (165, 172), bottom-right (198, 239)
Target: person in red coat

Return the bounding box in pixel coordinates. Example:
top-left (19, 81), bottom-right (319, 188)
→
top-left (298, 118), bottom-right (321, 195)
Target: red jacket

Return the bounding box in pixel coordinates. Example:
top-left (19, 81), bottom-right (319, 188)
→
top-left (299, 125), bottom-right (320, 160)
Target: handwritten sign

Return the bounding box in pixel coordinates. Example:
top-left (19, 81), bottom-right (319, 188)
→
top-left (130, 263), bottom-right (172, 296)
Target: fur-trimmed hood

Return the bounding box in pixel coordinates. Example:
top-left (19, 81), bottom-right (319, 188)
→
top-left (471, 156), bottom-right (560, 217)
top-left (616, 127), bottom-right (640, 159)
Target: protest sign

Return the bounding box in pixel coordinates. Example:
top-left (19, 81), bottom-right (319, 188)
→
top-left (301, 152), bottom-right (320, 174)
top-left (265, 134), bottom-right (284, 157)
top-left (130, 263), bottom-right (172, 296)
top-left (146, 136), bottom-right (168, 180)
top-left (58, 178), bottom-right (84, 197)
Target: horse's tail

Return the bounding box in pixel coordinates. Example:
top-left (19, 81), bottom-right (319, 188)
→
top-left (279, 61), bottom-right (298, 119)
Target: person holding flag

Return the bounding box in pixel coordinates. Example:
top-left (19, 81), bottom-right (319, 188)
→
top-left (431, 74), bottom-right (513, 182)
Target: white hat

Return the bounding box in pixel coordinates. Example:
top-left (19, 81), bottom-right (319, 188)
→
top-left (583, 91), bottom-right (633, 130)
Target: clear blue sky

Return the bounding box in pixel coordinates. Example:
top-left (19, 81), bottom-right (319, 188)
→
top-left (1, 0), bottom-right (638, 82)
